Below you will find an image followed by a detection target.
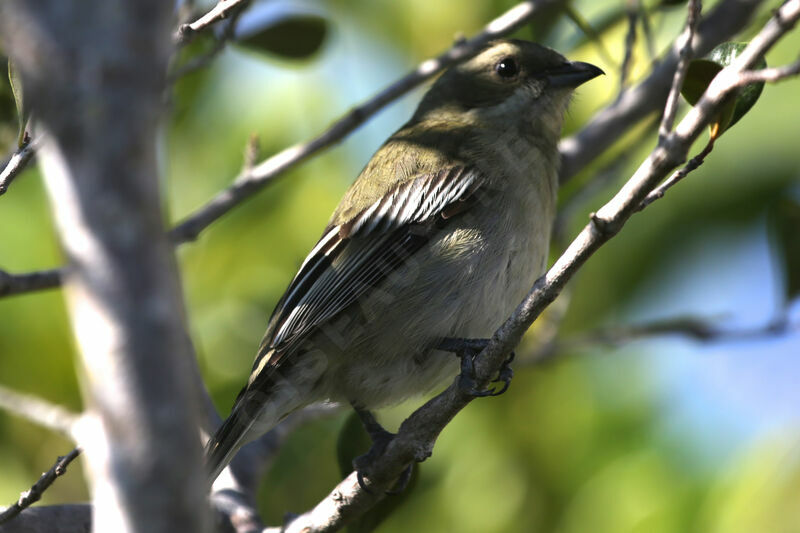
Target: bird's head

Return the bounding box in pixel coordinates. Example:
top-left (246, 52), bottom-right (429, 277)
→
top-left (414, 40), bottom-right (603, 138)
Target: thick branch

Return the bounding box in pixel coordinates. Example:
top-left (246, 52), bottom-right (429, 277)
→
top-left (0, 0), bottom-right (211, 531)
top-left (274, 3), bottom-right (800, 530)
top-left (0, 504), bottom-right (91, 533)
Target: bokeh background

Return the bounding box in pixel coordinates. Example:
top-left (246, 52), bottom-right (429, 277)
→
top-left (1, 0), bottom-right (799, 531)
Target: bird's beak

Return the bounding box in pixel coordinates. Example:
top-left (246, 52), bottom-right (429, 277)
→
top-left (546, 61), bottom-right (605, 88)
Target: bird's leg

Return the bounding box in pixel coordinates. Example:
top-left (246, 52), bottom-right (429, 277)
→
top-left (351, 407), bottom-right (413, 494)
top-left (438, 337), bottom-right (515, 397)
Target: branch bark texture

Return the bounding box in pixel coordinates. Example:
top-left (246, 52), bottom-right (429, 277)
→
top-left (0, 1), bottom-right (210, 532)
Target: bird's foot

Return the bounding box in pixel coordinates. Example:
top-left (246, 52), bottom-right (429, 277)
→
top-left (438, 337), bottom-right (515, 397)
top-left (352, 408), bottom-right (413, 494)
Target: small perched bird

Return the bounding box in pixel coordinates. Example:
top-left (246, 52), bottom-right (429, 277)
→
top-left (206, 39), bottom-right (602, 482)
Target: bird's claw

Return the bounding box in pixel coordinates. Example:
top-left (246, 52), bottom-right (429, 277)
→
top-left (352, 408), bottom-right (413, 494)
top-left (439, 337), bottom-right (515, 397)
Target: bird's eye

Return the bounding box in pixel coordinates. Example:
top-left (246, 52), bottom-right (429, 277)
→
top-left (494, 56), bottom-right (518, 78)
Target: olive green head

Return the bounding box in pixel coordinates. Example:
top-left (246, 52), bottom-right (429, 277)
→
top-left (413, 39), bottom-right (603, 133)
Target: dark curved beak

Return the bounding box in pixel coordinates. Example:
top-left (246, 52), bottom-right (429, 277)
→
top-left (546, 61), bottom-right (605, 88)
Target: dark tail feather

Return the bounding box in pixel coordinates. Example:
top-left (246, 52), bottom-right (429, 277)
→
top-left (205, 407), bottom-right (255, 484)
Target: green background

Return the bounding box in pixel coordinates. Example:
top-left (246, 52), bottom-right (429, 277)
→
top-left (1, 0), bottom-right (799, 531)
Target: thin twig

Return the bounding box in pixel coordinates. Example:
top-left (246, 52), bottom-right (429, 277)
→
top-left (168, 0), bottom-right (562, 244)
top-left (0, 267), bottom-right (64, 297)
top-left (564, 4), bottom-right (617, 67)
top-left (659, 0), bottom-right (702, 140)
top-left (619, 0), bottom-right (639, 96)
top-left (522, 313), bottom-right (799, 365)
top-left (637, 135), bottom-right (714, 210)
top-left (639, 3), bottom-right (656, 62)
top-left (734, 56), bottom-right (800, 86)
top-left (168, 1), bottom-right (246, 82)
top-left (0, 136), bottom-right (39, 196)
top-left (0, 448), bottom-right (82, 526)
top-left (0, 385), bottom-right (80, 439)
top-left (175, 0), bottom-right (251, 44)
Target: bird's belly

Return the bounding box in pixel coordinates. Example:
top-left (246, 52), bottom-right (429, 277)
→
top-left (324, 215), bottom-right (550, 409)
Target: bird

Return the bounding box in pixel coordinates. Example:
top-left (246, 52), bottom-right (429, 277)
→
top-left (205, 39), bottom-right (603, 483)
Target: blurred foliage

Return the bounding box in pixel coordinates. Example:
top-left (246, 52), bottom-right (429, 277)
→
top-left (1, 1), bottom-right (799, 531)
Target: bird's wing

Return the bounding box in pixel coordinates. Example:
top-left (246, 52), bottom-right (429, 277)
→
top-left (247, 165), bottom-right (483, 387)
top-left (205, 165), bottom-right (484, 481)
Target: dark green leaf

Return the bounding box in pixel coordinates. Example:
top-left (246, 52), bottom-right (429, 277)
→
top-left (681, 42), bottom-right (766, 138)
top-left (8, 59), bottom-right (29, 147)
top-left (657, 0), bottom-right (689, 8)
top-left (771, 192), bottom-right (800, 301)
top-left (0, 56), bottom-right (18, 146)
top-left (708, 43), bottom-right (766, 128)
top-left (235, 13), bottom-right (328, 60)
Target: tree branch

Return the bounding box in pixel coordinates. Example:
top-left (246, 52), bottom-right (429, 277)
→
top-left (0, 385), bottom-right (80, 439)
top-left (658, 0), bottom-right (701, 140)
top-left (0, 267), bottom-right (63, 297)
top-left (175, 0), bottom-right (252, 44)
top-left (521, 312), bottom-right (800, 365)
top-left (0, 0), bottom-right (211, 530)
top-left (269, 3), bottom-right (800, 530)
top-left (0, 448), bottom-right (82, 526)
top-left (0, 504), bottom-right (91, 533)
top-left (0, 137), bottom-right (38, 196)
top-left (168, 0), bottom-right (247, 82)
top-left (733, 56), bottom-right (800, 85)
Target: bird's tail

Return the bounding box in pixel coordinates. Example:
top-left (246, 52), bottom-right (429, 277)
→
top-left (205, 406), bottom-right (254, 484)
top-left (205, 390), bottom-right (282, 483)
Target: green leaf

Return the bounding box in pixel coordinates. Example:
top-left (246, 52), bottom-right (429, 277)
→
top-left (680, 42), bottom-right (766, 138)
top-left (771, 192), bottom-right (800, 301)
top-left (336, 413), bottom-right (418, 533)
top-left (708, 43), bottom-right (766, 129)
top-left (657, 0), bottom-right (689, 8)
top-left (0, 57), bottom-right (18, 144)
top-left (235, 11), bottom-right (328, 60)
top-left (8, 59), bottom-right (29, 147)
